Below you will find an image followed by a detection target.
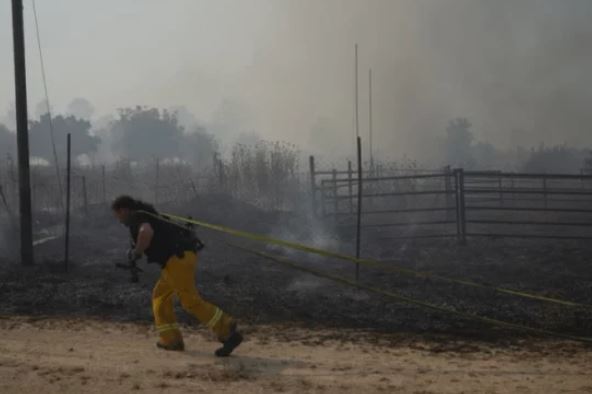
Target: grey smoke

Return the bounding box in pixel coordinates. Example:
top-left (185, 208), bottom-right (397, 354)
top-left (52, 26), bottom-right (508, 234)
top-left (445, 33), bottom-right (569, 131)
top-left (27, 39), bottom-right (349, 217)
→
top-left (0, 0), bottom-right (591, 163)
top-left (251, 0), bottom-right (592, 160)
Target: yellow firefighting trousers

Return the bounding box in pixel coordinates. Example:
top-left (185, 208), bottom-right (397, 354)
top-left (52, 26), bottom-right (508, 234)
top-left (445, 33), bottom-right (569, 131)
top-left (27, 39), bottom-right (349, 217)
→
top-left (152, 251), bottom-right (233, 344)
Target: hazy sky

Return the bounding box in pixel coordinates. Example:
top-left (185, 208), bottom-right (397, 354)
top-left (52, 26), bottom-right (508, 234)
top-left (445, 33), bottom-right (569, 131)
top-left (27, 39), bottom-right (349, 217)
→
top-left (2, 0), bottom-right (592, 159)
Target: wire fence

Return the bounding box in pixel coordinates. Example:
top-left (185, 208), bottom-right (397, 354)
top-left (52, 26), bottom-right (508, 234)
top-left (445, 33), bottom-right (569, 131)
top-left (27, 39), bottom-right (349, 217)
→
top-left (0, 155), bottom-right (309, 246)
top-left (3, 150), bottom-right (592, 245)
top-left (315, 165), bottom-right (592, 242)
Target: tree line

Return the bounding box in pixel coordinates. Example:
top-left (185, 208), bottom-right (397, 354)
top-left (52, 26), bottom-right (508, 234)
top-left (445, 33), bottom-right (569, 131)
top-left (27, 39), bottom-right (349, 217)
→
top-left (0, 106), bottom-right (218, 169)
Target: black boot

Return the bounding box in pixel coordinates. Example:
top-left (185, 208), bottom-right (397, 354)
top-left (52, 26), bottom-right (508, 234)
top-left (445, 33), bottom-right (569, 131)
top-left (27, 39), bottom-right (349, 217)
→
top-left (156, 340), bottom-right (185, 351)
top-left (215, 323), bottom-right (243, 357)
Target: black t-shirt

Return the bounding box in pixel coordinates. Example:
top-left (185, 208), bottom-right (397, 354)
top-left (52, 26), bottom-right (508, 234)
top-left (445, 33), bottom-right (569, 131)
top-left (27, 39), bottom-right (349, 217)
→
top-left (127, 210), bottom-right (196, 266)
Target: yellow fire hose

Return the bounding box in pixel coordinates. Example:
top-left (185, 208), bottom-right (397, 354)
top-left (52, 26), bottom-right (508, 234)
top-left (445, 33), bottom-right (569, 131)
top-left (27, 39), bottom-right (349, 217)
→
top-left (137, 211), bottom-right (592, 343)
top-left (161, 212), bottom-right (591, 309)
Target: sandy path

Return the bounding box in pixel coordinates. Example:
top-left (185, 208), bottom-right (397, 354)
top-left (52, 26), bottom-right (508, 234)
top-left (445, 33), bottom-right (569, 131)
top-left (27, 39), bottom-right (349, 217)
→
top-left (0, 317), bottom-right (590, 393)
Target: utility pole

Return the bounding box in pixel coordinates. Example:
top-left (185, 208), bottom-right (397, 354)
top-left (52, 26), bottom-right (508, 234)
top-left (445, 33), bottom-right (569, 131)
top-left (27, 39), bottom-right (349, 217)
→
top-left (355, 137), bottom-right (363, 281)
top-left (64, 134), bottom-right (71, 272)
top-left (369, 68), bottom-right (374, 170)
top-left (354, 44), bottom-right (360, 141)
top-left (11, 0), bottom-right (34, 266)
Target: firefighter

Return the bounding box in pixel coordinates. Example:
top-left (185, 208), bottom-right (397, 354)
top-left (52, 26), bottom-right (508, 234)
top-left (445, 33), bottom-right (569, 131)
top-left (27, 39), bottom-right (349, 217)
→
top-left (111, 195), bottom-right (243, 357)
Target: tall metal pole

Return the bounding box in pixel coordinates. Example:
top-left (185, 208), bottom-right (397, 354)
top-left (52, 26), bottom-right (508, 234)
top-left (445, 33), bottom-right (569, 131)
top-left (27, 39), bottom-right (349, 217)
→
top-left (11, 0), bottom-right (34, 266)
top-left (355, 137), bottom-right (363, 281)
top-left (369, 69), bottom-right (374, 170)
top-left (354, 45), bottom-right (362, 281)
top-left (64, 134), bottom-right (71, 272)
top-left (354, 44), bottom-right (360, 141)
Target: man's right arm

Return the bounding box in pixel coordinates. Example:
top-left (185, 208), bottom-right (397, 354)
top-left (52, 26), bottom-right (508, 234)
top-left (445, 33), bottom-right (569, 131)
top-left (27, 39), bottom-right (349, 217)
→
top-left (132, 222), bottom-right (154, 258)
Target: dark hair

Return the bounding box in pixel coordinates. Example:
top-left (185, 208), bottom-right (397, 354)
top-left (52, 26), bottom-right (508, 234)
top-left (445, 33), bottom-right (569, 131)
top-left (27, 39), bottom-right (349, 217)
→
top-left (111, 195), bottom-right (158, 214)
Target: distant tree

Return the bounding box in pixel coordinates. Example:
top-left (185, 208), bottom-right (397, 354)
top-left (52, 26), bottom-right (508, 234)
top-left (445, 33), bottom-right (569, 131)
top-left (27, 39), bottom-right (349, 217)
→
top-left (109, 107), bottom-right (184, 161)
top-left (521, 144), bottom-right (585, 174)
top-left (444, 118), bottom-right (475, 168)
top-left (28, 114), bottom-right (99, 162)
top-left (472, 142), bottom-right (498, 169)
top-left (179, 126), bottom-right (219, 169)
top-left (169, 105), bottom-right (198, 132)
top-left (34, 99), bottom-right (53, 119)
top-left (66, 98), bottom-right (95, 120)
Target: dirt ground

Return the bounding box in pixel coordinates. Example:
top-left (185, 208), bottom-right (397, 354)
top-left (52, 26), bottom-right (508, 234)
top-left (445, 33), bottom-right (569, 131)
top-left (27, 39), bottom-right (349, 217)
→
top-left (1, 197), bottom-right (592, 392)
top-left (0, 316), bottom-right (590, 394)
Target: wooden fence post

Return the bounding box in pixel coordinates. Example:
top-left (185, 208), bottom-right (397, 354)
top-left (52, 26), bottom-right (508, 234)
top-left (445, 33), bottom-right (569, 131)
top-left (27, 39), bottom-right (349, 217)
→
top-left (543, 175), bottom-right (548, 209)
top-left (444, 165), bottom-right (453, 220)
top-left (309, 155), bottom-right (317, 217)
top-left (64, 133), bottom-right (71, 272)
top-left (348, 160), bottom-right (353, 214)
top-left (101, 165), bottom-right (106, 204)
top-left (190, 179), bottom-right (199, 200)
top-left (332, 168), bottom-right (338, 217)
top-left (454, 169), bottom-right (467, 245)
top-left (8, 155), bottom-right (16, 208)
top-left (82, 175), bottom-right (88, 216)
top-left (320, 180), bottom-right (327, 217)
top-left (217, 156), bottom-right (225, 191)
top-left (0, 184), bottom-right (15, 224)
top-left (498, 172), bottom-right (504, 207)
top-left (459, 169), bottom-right (467, 245)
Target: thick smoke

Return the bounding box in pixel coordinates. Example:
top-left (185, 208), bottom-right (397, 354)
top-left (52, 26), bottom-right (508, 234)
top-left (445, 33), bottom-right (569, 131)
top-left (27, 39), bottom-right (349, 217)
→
top-left (0, 0), bottom-right (591, 163)
top-left (242, 0), bottom-right (592, 160)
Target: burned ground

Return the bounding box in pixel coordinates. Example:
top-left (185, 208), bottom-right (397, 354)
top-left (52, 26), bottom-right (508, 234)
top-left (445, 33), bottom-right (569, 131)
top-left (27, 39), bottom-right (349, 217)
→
top-left (0, 195), bottom-right (591, 344)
